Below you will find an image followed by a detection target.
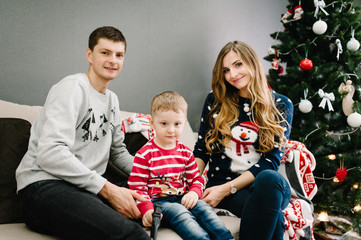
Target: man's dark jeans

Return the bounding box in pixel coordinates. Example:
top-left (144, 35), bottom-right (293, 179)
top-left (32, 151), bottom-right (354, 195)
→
top-left (18, 180), bottom-right (150, 240)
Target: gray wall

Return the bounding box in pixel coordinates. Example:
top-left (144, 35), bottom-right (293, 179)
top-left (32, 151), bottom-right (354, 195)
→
top-left (0, 0), bottom-right (288, 131)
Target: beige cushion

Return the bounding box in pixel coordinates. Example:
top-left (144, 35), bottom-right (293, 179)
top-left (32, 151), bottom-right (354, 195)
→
top-left (0, 100), bottom-right (42, 125)
top-left (0, 216), bottom-right (240, 240)
top-left (0, 223), bottom-right (60, 240)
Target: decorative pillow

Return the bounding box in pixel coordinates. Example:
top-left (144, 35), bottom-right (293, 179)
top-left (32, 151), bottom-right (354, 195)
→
top-left (0, 118), bottom-right (31, 224)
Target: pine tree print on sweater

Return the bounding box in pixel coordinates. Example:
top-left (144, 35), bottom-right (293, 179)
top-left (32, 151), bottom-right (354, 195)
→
top-left (81, 107), bottom-right (116, 142)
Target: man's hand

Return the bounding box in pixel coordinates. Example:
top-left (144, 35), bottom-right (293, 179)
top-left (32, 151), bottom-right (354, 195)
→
top-left (201, 184), bottom-right (229, 208)
top-left (181, 191), bottom-right (199, 209)
top-left (142, 209), bottom-right (154, 227)
top-left (99, 181), bottom-right (146, 219)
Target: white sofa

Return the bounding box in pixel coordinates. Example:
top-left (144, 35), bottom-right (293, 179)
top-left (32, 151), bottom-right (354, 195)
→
top-left (0, 99), bottom-right (240, 240)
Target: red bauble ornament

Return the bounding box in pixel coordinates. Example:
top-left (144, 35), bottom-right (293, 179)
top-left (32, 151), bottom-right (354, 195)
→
top-left (336, 168), bottom-right (347, 183)
top-left (279, 66), bottom-right (284, 74)
top-left (300, 58), bottom-right (313, 71)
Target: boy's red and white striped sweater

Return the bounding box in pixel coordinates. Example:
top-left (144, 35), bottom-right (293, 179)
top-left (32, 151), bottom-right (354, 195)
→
top-left (128, 139), bottom-right (204, 215)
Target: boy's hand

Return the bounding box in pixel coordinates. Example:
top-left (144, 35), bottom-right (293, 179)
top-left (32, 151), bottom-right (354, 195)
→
top-left (181, 191), bottom-right (199, 209)
top-left (143, 209), bottom-right (154, 227)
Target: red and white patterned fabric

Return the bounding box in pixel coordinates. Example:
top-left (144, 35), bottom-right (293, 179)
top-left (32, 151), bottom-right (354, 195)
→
top-left (121, 113), bottom-right (154, 140)
top-left (283, 198), bottom-right (315, 240)
top-left (281, 140), bottom-right (317, 240)
top-left (281, 140), bottom-right (317, 200)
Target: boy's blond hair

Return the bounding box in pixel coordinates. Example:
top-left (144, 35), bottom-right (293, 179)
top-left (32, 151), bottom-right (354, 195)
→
top-left (151, 91), bottom-right (188, 116)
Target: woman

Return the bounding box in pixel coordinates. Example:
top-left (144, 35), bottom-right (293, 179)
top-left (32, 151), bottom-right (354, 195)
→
top-left (194, 41), bottom-right (293, 240)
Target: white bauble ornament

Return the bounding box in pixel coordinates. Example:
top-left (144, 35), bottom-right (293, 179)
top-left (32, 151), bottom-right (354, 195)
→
top-left (312, 20), bottom-right (327, 35)
top-left (347, 112), bottom-right (361, 128)
top-left (346, 38), bottom-right (360, 51)
top-left (299, 99), bottom-right (313, 113)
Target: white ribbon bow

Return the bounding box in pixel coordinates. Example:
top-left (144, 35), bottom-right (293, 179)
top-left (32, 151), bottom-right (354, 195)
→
top-left (335, 39), bottom-right (343, 61)
top-left (314, 0), bottom-right (329, 17)
top-left (318, 89), bottom-right (335, 111)
top-left (303, 88), bottom-right (309, 100)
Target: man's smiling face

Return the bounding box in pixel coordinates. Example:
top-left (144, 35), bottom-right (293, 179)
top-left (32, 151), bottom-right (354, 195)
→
top-left (86, 38), bottom-right (125, 82)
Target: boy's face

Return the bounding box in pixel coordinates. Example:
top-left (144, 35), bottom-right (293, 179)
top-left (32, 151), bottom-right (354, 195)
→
top-left (150, 110), bottom-right (186, 149)
top-left (86, 38), bottom-right (125, 82)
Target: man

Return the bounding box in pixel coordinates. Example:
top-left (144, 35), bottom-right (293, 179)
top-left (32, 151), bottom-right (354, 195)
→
top-left (16, 26), bottom-right (150, 240)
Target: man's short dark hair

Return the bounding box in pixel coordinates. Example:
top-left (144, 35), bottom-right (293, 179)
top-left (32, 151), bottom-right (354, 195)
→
top-left (88, 26), bottom-right (127, 51)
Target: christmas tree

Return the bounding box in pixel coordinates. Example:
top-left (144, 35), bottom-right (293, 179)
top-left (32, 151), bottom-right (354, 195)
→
top-left (264, 0), bottom-right (361, 235)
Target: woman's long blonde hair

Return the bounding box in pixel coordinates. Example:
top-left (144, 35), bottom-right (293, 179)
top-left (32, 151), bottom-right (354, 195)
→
top-left (205, 41), bottom-right (288, 153)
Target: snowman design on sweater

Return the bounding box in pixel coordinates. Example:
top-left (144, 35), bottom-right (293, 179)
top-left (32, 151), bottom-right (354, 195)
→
top-left (225, 121), bottom-right (261, 173)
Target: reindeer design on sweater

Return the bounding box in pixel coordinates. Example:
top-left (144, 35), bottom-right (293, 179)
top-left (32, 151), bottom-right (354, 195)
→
top-left (225, 121), bottom-right (261, 173)
top-left (155, 172), bottom-right (185, 197)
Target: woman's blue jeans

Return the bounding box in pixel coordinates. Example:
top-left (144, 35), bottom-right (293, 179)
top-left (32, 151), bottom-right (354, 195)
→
top-left (216, 170), bottom-right (291, 240)
top-left (18, 180), bottom-right (150, 240)
top-left (153, 196), bottom-right (233, 240)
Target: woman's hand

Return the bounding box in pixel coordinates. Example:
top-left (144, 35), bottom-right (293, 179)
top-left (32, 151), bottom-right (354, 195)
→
top-left (181, 191), bottom-right (199, 209)
top-left (201, 171), bottom-right (255, 208)
top-left (201, 184), bottom-right (230, 208)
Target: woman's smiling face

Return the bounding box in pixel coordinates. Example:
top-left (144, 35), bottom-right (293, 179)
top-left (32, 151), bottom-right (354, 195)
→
top-left (222, 50), bottom-right (252, 98)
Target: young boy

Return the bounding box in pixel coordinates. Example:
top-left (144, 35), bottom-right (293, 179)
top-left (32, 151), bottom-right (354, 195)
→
top-left (16, 26), bottom-right (149, 240)
top-left (128, 91), bottom-right (233, 240)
